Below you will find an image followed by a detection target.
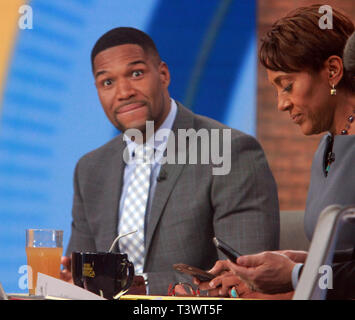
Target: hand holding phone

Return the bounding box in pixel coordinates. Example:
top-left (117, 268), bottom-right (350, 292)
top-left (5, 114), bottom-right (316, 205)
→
top-left (213, 237), bottom-right (242, 261)
top-left (173, 263), bottom-right (215, 282)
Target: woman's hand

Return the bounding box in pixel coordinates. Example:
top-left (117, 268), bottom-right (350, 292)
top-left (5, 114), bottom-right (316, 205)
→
top-left (227, 251), bottom-right (296, 294)
top-left (278, 250), bottom-right (308, 263)
top-left (193, 260), bottom-right (252, 297)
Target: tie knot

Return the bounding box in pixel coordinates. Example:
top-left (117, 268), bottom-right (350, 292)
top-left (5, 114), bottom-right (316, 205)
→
top-left (134, 145), bottom-right (154, 163)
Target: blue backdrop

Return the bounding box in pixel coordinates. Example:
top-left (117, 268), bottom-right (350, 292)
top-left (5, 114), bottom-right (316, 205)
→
top-left (0, 0), bottom-right (257, 293)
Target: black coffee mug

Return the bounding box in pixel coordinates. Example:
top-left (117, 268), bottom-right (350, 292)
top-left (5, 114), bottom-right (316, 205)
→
top-left (71, 252), bottom-right (134, 299)
top-left (71, 251), bottom-right (84, 287)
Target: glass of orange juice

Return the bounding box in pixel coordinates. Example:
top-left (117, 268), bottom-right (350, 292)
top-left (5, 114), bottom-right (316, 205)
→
top-left (25, 229), bottom-right (63, 295)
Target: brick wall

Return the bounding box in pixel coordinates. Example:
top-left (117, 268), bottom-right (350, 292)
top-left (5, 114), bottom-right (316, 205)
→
top-left (257, 0), bottom-right (355, 210)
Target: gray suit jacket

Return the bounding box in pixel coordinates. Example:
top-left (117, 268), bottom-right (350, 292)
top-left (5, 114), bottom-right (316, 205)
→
top-left (66, 103), bottom-right (280, 294)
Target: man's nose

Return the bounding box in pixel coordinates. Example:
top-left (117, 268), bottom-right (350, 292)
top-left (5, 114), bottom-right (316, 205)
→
top-left (115, 79), bottom-right (135, 101)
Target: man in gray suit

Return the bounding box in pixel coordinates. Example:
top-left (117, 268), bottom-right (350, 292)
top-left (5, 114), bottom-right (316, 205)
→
top-left (61, 27), bottom-right (280, 295)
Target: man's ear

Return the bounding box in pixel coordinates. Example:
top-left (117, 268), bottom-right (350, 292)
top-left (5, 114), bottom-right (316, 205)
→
top-left (324, 55), bottom-right (344, 86)
top-left (159, 61), bottom-right (170, 88)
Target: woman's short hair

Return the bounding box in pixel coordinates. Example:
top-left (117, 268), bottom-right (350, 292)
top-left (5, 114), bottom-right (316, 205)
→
top-left (343, 32), bottom-right (355, 90)
top-left (259, 4), bottom-right (354, 74)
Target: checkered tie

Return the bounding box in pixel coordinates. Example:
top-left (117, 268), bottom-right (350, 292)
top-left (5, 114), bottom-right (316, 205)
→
top-left (119, 144), bottom-right (153, 274)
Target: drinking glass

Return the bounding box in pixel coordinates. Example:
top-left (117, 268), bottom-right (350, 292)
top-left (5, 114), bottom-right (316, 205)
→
top-left (25, 229), bottom-right (63, 295)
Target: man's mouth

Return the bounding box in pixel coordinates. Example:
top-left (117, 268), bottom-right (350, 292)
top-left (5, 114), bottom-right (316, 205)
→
top-left (116, 102), bottom-right (146, 114)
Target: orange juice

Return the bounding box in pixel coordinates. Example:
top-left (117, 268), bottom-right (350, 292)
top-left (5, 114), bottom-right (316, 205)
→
top-left (26, 247), bottom-right (63, 295)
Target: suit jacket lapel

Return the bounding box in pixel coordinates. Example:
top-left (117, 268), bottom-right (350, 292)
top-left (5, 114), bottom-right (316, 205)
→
top-left (145, 103), bottom-right (194, 258)
top-left (104, 134), bottom-right (127, 249)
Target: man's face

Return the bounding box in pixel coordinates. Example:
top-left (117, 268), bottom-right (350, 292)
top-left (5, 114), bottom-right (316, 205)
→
top-left (93, 44), bottom-right (171, 134)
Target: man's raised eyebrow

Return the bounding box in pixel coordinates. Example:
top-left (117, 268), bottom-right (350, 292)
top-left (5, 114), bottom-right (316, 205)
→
top-left (128, 60), bottom-right (147, 67)
top-left (95, 70), bottom-right (107, 79)
top-left (95, 60), bottom-right (147, 78)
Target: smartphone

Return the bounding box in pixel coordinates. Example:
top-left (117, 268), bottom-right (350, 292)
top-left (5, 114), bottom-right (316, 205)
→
top-left (173, 263), bottom-right (215, 282)
top-left (213, 237), bottom-right (242, 261)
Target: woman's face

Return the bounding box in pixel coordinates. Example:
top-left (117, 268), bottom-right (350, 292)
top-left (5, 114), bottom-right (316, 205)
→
top-left (267, 68), bottom-right (335, 135)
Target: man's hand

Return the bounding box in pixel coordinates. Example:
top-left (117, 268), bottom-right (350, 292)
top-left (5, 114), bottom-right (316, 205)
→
top-left (126, 276), bottom-right (147, 295)
top-left (60, 256), bottom-right (73, 283)
top-left (227, 251), bottom-right (296, 294)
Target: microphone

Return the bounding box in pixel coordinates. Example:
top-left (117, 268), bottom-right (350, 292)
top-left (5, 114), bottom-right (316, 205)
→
top-left (157, 168), bottom-right (167, 182)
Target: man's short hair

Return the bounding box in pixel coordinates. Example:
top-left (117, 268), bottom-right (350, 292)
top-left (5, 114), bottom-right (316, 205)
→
top-left (91, 27), bottom-right (161, 71)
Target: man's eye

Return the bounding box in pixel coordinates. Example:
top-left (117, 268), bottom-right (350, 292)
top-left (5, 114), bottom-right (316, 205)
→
top-left (132, 70), bottom-right (143, 77)
top-left (103, 79), bottom-right (112, 86)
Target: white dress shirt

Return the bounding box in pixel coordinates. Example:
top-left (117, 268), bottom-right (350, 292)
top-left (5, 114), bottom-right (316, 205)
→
top-left (118, 99), bottom-right (177, 240)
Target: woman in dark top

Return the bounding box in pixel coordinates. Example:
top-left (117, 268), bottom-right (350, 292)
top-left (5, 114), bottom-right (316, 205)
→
top-left (195, 5), bottom-right (355, 299)
top-left (305, 30), bottom-right (355, 249)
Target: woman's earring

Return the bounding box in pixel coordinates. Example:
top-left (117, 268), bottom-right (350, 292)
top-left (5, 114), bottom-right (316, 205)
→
top-left (330, 84), bottom-right (337, 96)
